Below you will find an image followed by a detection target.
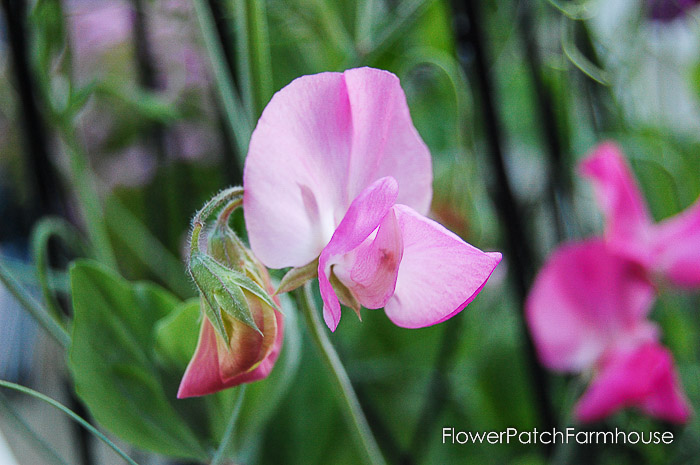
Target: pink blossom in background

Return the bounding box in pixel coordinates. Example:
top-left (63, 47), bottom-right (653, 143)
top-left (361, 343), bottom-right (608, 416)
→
top-left (66, 0), bottom-right (221, 190)
top-left (526, 142), bottom-right (698, 423)
top-left (575, 342), bottom-right (691, 423)
top-left (581, 142), bottom-right (700, 287)
top-left (243, 67), bottom-right (501, 332)
top-left (526, 240), bottom-right (691, 423)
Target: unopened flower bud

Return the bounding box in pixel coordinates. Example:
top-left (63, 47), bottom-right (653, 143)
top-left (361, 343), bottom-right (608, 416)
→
top-left (178, 202), bottom-right (284, 398)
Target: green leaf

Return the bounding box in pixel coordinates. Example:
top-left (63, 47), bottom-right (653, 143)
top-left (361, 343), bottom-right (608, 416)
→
top-left (69, 260), bottom-right (207, 460)
top-left (155, 299), bottom-right (201, 368)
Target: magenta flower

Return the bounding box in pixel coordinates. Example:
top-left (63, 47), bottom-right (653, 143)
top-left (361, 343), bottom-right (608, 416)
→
top-left (526, 142), bottom-right (696, 423)
top-left (243, 67), bottom-right (501, 331)
top-left (581, 142), bottom-right (700, 287)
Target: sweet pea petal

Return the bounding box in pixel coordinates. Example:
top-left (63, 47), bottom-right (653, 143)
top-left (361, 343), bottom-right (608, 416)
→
top-left (177, 319), bottom-right (225, 398)
top-left (243, 67), bottom-right (432, 269)
top-left (383, 205), bottom-right (501, 329)
top-left (651, 198), bottom-right (700, 287)
top-left (221, 308), bottom-right (284, 387)
top-left (216, 291), bottom-right (279, 381)
top-left (343, 68), bottom-right (432, 214)
top-left (177, 308), bottom-right (284, 398)
top-left (526, 240), bottom-right (656, 373)
top-left (574, 343), bottom-right (691, 423)
top-left (244, 72), bottom-right (351, 268)
top-left (579, 142), bottom-right (653, 264)
top-left (318, 177), bottom-right (399, 331)
top-left (333, 207), bottom-right (403, 310)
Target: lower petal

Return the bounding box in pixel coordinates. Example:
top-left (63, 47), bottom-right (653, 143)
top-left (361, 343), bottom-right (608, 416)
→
top-left (333, 208), bottom-right (403, 309)
top-left (526, 239), bottom-right (656, 373)
top-left (383, 205), bottom-right (501, 328)
top-left (652, 198), bottom-right (700, 287)
top-left (177, 318), bottom-right (224, 398)
top-left (221, 308), bottom-right (285, 386)
top-left (318, 177), bottom-right (399, 331)
top-left (575, 342), bottom-right (691, 423)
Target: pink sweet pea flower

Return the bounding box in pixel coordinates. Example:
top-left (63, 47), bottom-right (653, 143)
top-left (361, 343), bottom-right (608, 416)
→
top-left (243, 67), bottom-right (501, 331)
top-left (526, 142), bottom-right (697, 423)
top-left (526, 240), bottom-right (658, 374)
top-left (580, 142), bottom-right (700, 287)
top-left (576, 342), bottom-right (691, 423)
top-left (526, 240), bottom-right (691, 422)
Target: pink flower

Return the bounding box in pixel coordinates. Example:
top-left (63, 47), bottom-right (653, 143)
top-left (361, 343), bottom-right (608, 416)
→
top-left (575, 342), bottom-right (691, 423)
top-left (243, 67), bottom-right (501, 331)
top-left (178, 220), bottom-right (284, 398)
top-left (177, 295), bottom-right (283, 398)
top-left (526, 142), bottom-right (697, 423)
top-left (580, 142), bottom-right (700, 287)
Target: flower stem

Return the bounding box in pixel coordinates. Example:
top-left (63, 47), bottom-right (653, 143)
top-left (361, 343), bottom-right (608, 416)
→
top-left (211, 385), bottom-right (247, 465)
top-left (0, 380), bottom-right (139, 465)
top-left (296, 283), bottom-right (386, 465)
top-left (0, 391), bottom-right (69, 465)
top-left (189, 187), bottom-right (244, 257)
top-left (0, 259), bottom-right (70, 348)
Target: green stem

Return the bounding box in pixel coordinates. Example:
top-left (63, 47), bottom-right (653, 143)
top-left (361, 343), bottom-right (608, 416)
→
top-left (0, 391), bottom-right (69, 465)
top-left (30, 216), bottom-right (88, 325)
top-left (189, 187), bottom-right (244, 258)
top-left (59, 123), bottom-right (118, 270)
top-left (248, 0), bottom-right (274, 115)
top-left (0, 259), bottom-right (70, 348)
top-left (192, 0), bottom-right (252, 162)
top-left (0, 380), bottom-right (139, 465)
top-left (210, 385), bottom-right (247, 465)
top-left (296, 283), bottom-right (386, 465)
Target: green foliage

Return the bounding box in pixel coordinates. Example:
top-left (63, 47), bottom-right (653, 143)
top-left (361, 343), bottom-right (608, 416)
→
top-left (69, 260), bottom-right (208, 460)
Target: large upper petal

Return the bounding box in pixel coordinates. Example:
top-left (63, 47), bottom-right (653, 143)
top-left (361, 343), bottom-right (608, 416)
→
top-left (651, 198), bottom-right (700, 287)
top-left (579, 142), bottom-right (653, 265)
top-left (244, 67), bottom-right (432, 269)
top-left (526, 239), bottom-right (657, 373)
top-left (575, 342), bottom-right (691, 424)
top-left (383, 205), bottom-right (501, 329)
top-left (318, 177), bottom-right (399, 331)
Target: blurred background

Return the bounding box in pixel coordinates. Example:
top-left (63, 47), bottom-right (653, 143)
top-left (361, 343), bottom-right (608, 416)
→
top-left (1, 0), bottom-right (700, 464)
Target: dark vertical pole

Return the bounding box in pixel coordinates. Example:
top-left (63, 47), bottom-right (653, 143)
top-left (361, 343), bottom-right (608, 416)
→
top-left (516, 0), bottom-right (569, 241)
top-left (206, 0), bottom-right (245, 184)
top-left (2, 0), bottom-right (62, 222)
top-left (2, 3), bottom-right (93, 465)
top-left (451, 0), bottom-right (555, 450)
top-left (132, 0), bottom-right (184, 252)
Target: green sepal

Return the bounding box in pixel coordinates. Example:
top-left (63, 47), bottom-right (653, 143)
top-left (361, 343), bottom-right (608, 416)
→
top-left (276, 258), bottom-right (319, 295)
top-left (208, 223), bottom-right (247, 270)
top-left (189, 253), bottom-right (260, 337)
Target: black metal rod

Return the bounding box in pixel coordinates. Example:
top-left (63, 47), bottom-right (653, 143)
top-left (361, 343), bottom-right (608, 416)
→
top-left (452, 0), bottom-right (556, 449)
top-left (516, 0), bottom-right (569, 241)
top-left (1, 0), bottom-right (62, 223)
